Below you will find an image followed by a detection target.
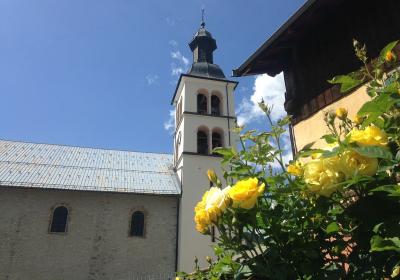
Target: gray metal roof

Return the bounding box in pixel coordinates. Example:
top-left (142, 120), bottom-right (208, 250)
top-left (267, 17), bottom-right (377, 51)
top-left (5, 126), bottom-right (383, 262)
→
top-left (0, 140), bottom-right (180, 195)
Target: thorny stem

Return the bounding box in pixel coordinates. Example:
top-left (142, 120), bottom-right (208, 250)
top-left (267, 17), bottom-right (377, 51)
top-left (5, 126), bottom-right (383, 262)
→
top-left (265, 113), bottom-right (288, 174)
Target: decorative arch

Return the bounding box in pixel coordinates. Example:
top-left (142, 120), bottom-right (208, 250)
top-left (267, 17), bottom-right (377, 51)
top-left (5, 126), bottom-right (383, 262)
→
top-left (130, 210), bottom-right (145, 237)
top-left (197, 126), bottom-right (209, 155)
top-left (49, 205), bottom-right (69, 233)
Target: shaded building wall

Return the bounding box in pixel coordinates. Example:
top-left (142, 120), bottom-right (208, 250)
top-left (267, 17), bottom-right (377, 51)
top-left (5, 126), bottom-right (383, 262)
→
top-left (0, 187), bottom-right (178, 280)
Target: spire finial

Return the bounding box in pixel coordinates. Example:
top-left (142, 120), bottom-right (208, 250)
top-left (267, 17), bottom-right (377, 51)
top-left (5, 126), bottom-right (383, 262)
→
top-left (201, 8), bottom-right (205, 28)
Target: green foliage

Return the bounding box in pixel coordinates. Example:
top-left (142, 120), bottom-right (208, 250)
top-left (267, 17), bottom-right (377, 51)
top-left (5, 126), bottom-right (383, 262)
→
top-left (181, 40), bottom-right (400, 279)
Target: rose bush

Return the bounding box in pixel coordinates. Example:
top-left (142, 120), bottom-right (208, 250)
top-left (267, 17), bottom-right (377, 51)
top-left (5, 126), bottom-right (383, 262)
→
top-left (178, 40), bottom-right (400, 279)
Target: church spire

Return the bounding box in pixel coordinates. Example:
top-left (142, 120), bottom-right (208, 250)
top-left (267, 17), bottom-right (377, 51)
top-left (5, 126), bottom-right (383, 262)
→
top-left (200, 8), bottom-right (205, 28)
top-left (188, 11), bottom-right (226, 79)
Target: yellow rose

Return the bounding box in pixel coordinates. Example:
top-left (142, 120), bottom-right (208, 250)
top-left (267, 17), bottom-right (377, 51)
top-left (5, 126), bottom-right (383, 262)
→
top-left (194, 186), bottom-right (230, 233)
top-left (385, 50), bottom-right (395, 62)
top-left (352, 115), bottom-right (363, 125)
top-left (207, 169), bottom-right (218, 184)
top-left (194, 209), bottom-right (209, 233)
top-left (335, 107), bottom-right (348, 119)
top-left (287, 161), bottom-right (303, 177)
top-left (228, 178), bottom-right (265, 209)
top-left (349, 126), bottom-right (388, 147)
top-left (339, 150), bottom-right (378, 178)
top-left (303, 157), bottom-right (344, 197)
top-left (392, 266), bottom-right (400, 278)
top-left (204, 186), bottom-right (230, 222)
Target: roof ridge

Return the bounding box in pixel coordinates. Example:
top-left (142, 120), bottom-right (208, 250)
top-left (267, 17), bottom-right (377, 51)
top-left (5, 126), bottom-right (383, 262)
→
top-left (0, 139), bottom-right (173, 156)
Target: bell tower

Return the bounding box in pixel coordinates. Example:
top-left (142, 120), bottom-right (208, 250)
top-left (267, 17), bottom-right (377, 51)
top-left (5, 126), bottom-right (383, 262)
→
top-left (171, 17), bottom-right (238, 272)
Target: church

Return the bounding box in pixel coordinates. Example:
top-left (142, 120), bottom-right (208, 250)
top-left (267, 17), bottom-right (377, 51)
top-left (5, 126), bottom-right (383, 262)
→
top-left (0, 20), bottom-right (237, 280)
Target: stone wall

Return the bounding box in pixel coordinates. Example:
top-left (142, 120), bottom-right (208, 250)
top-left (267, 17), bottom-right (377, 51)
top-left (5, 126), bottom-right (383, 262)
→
top-left (0, 187), bottom-right (178, 280)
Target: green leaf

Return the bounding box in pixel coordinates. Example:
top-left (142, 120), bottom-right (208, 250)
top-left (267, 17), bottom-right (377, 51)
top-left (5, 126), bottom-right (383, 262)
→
top-left (379, 81), bottom-right (400, 94)
top-left (326, 222), bottom-right (340, 234)
top-left (370, 235), bottom-right (400, 252)
top-left (321, 134), bottom-right (337, 144)
top-left (379, 40), bottom-right (399, 61)
top-left (357, 93), bottom-right (396, 117)
top-left (328, 75), bottom-right (363, 93)
top-left (370, 185), bottom-right (400, 197)
top-left (321, 146), bottom-right (341, 158)
top-left (296, 149), bottom-right (324, 159)
top-left (300, 141), bottom-right (316, 151)
top-left (351, 146), bottom-right (393, 160)
top-left (373, 223), bottom-right (384, 234)
top-left (213, 147), bottom-right (235, 157)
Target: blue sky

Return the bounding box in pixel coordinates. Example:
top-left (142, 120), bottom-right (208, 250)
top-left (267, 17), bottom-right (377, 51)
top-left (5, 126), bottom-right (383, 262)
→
top-left (0, 0), bottom-right (305, 154)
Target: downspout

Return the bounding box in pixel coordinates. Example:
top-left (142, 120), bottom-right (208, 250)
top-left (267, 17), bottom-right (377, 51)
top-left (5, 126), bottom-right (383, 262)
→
top-left (225, 82), bottom-right (231, 146)
top-left (288, 122), bottom-right (297, 156)
top-left (174, 168), bottom-right (183, 273)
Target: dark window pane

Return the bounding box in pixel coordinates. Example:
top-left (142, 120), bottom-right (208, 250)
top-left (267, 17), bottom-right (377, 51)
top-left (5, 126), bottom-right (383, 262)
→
top-left (197, 94), bottom-right (207, 114)
top-left (212, 132), bottom-right (222, 151)
top-left (50, 206), bottom-right (68, 233)
top-left (130, 211), bottom-right (145, 237)
top-left (211, 96), bottom-right (220, 116)
top-left (197, 131), bottom-right (208, 155)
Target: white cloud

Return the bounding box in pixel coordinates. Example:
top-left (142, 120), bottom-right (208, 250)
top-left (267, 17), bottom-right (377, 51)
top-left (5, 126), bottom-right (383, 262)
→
top-left (168, 40), bottom-right (178, 47)
top-left (170, 63), bottom-right (184, 77)
top-left (166, 17), bottom-right (175, 27)
top-left (145, 74), bottom-right (158, 85)
top-left (236, 72), bottom-right (292, 168)
top-left (164, 109), bottom-right (175, 134)
top-left (171, 51), bottom-right (189, 66)
top-left (236, 72), bottom-right (286, 126)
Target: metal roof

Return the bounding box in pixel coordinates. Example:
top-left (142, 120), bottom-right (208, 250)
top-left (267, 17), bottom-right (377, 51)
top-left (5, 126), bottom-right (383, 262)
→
top-left (0, 140), bottom-right (180, 195)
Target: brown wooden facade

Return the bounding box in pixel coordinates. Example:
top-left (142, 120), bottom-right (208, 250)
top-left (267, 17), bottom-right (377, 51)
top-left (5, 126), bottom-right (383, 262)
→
top-left (234, 0), bottom-right (400, 124)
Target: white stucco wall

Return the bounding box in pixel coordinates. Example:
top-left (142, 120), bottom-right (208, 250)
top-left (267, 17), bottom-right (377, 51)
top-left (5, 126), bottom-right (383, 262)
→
top-left (173, 75), bottom-right (238, 272)
top-left (177, 155), bottom-right (227, 271)
top-left (0, 187), bottom-right (178, 280)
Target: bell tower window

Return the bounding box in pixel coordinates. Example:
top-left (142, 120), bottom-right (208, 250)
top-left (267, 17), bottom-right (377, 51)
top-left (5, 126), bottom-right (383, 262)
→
top-left (211, 95), bottom-right (221, 116)
top-left (197, 94), bottom-right (207, 114)
top-left (212, 131), bottom-right (223, 153)
top-left (197, 130), bottom-right (209, 155)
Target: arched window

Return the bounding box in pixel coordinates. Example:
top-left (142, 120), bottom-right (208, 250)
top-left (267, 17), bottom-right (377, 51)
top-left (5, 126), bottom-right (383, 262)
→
top-left (197, 130), bottom-right (208, 155)
top-left (130, 211), bottom-right (145, 237)
top-left (197, 94), bottom-right (207, 114)
top-left (212, 131), bottom-right (223, 152)
top-left (211, 95), bottom-right (221, 116)
top-left (50, 206), bottom-right (68, 233)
